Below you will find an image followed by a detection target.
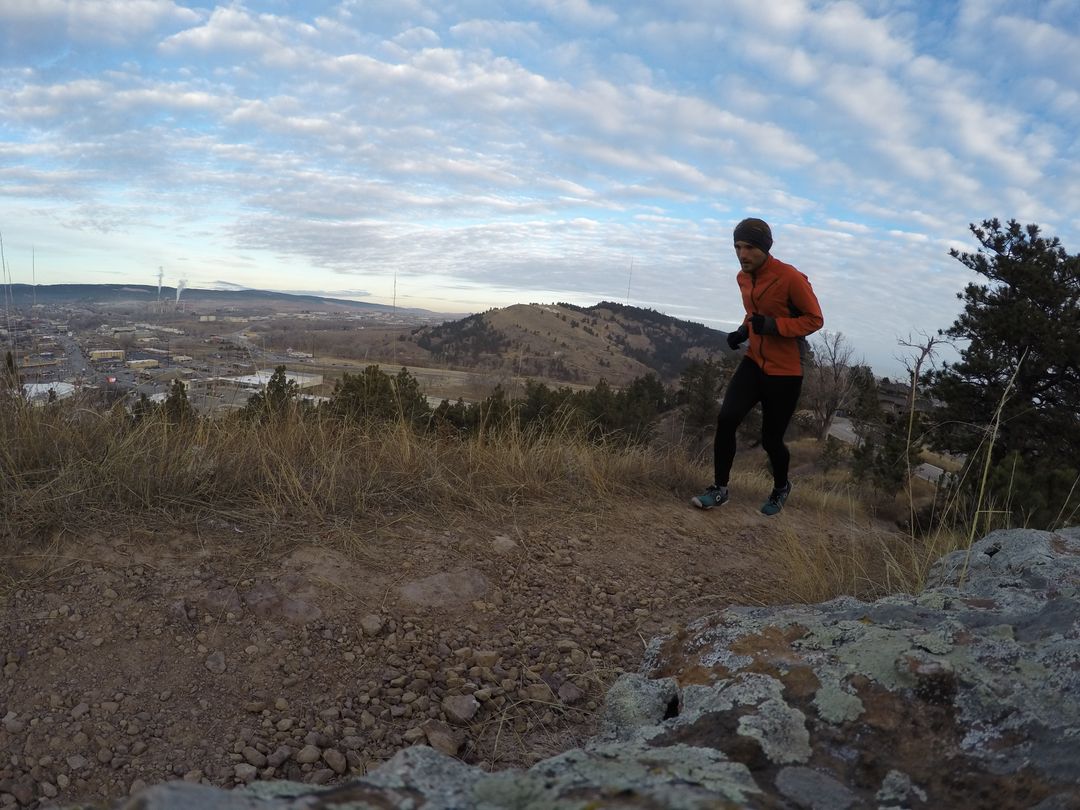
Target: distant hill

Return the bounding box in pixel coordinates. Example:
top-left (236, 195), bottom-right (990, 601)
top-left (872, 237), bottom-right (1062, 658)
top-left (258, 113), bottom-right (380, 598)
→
top-left (10, 285), bottom-right (735, 386)
top-left (392, 302), bottom-right (734, 385)
top-left (4, 283), bottom-right (437, 317)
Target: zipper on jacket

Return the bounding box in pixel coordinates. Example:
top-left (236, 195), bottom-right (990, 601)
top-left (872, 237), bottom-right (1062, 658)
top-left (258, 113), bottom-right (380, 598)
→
top-left (750, 272), bottom-right (780, 375)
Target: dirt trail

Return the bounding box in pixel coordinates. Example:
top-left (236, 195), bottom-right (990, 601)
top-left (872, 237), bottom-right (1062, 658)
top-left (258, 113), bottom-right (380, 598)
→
top-left (1, 497), bottom-right (803, 808)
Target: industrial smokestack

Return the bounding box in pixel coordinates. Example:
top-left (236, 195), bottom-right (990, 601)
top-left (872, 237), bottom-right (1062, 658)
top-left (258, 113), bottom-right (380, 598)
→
top-left (175, 278), bottom-right (187, 303)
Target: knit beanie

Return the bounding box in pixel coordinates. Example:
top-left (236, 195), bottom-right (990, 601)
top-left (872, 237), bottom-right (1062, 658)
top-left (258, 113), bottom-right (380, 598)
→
top-left (733, 218), bottom-right (773, 253)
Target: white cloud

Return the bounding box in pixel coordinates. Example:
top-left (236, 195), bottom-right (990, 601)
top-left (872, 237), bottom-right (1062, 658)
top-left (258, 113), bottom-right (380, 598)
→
top-left (933, 88), bottom-right (1043, 185)
top-left (819, 65), bottom-right (917, 137)
top-left (393, 26), bottom-right (441, 49)
top-left (810, 0), bottom-right (913, 66)
top-left (697, 0), bottom-right (809, 37)
top-left (0, 0), bottom-right (199, 48)
top-left (531, 0), bottom-right (618, 29)
top-left (826, 219), bottom-right (871, 234)
top-left (159, 5), bottom-right (319, 65)
top-left (449, 19), bottom-right (542, 48)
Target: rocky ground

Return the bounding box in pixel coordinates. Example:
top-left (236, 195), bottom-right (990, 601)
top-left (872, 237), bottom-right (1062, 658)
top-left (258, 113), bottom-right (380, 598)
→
top-left (0, 497), bottom-right (807, 809)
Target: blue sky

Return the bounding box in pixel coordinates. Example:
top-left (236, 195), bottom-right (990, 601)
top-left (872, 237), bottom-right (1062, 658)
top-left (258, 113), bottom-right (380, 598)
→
top-left (1, 0), bottom-right (1077, 377)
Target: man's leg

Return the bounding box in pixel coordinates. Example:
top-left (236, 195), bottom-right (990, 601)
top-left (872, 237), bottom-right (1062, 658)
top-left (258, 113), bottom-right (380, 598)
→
top-left (759, 374), bottom-right (803, 489)
top-left (713, 358), bottom-right (762, 487)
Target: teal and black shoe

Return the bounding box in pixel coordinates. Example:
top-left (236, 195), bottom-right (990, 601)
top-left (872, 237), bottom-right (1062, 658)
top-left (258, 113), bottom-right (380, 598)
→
top-left (691, 485), bottom-right (729, 510)
top-left (761, 481), bottom-right (792, 516)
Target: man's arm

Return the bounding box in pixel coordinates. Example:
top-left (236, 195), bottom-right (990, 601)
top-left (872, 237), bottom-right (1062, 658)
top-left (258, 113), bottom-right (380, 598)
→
top-left (777, 273), bottom-right (824, 337)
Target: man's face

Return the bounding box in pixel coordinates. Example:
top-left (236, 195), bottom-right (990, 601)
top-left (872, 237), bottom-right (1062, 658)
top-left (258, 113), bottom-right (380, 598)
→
top-left (735, 240), bottom-right (768, 273)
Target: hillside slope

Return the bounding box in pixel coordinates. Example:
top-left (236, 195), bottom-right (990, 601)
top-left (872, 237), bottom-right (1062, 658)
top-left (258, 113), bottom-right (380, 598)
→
top-left (411, 302), bottom-right (734, 386)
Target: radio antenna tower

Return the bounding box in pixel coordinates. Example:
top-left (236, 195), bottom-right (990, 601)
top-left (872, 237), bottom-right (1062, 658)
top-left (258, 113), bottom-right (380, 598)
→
top-left (625, 257), bottom-right (634, 306)
top-left (1, 231), bottom-right (15, 355)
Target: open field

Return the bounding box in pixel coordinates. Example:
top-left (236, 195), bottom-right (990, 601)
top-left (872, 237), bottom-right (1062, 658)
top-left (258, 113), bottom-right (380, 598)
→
top-left (299, 355), bottom-right (596, 403)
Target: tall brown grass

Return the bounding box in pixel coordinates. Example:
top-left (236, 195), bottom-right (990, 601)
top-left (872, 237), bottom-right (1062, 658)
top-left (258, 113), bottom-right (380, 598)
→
top-left (0, 398), bottom-right (703, 551)
top-left (759, 356), bottom-right (1073, 605)
top-left (4, 378), bottom-right (1066, 608)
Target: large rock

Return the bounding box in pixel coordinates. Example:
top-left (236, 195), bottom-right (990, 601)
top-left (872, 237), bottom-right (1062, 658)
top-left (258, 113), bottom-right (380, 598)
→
top-left (112, 527), bottom-right (1080, 809)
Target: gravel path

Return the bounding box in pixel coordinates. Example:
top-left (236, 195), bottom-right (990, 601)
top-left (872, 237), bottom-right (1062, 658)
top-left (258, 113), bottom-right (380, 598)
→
top-left (1, 500), bottom-right (784, 808)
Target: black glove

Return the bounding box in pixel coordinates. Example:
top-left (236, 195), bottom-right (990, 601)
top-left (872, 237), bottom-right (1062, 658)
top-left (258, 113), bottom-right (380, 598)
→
top-left (726, 324), bottom-right (748, 350)
top-left (750, 313), bottom-right (778, 335)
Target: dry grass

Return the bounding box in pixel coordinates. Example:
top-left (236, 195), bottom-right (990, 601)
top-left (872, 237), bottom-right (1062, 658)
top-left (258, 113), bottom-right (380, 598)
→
top-left (0, 399), bottom-right (701, 553)
top-left (0, 394), bottom-right (1025, 609)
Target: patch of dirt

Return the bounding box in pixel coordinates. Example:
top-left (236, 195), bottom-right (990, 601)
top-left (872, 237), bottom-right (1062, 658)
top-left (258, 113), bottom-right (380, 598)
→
top-left (0, 496), bottom-right (814, 808)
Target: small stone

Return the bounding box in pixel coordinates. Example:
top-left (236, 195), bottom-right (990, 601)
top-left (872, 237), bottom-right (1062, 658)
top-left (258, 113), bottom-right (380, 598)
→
top-left (558, 682), bottom-right (586, 705)
top-left (66, 754), bottom-right (88, 770)
top-left (322, 748), bottom-right (347, 774)
top-left (295, 744), bottom-right (322, 764)
top-left (422, 720), bottom-right (462, 757)
top-left (234, 763), bottom-right (258, 783)
top-left (129, 779), bottom-right (147, 796)
top-left (521, 683), bottom-right (552, 702)
top-left (442, 694), bottom-right (480, 725)
top-left (10, 783), bottom-right (32, 806)
top-left (473, 650), bottom-right (499, 667)
top-left (242, 747), bottom-right (267, 768)
top-left (491, 535), bottom-right (517, 554)
top-left (39, 782), bottom-right (58, 799)
top-left (2, 714), bottom-right (25, 734)
top-left (205, 651), bottom-right (227, 674)
top-left (267, 746), bottom-right (293, 768)
top-left (307, 768), bottom-right (335, 785)
top-left (70, 702), bottom-right (90, 719)
top-left (360, 614), bottom-right (385, 637)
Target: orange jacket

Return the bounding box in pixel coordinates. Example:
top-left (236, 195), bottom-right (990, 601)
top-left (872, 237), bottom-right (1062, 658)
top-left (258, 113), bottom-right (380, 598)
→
top-left (737, 255), bottom-right (823, 376)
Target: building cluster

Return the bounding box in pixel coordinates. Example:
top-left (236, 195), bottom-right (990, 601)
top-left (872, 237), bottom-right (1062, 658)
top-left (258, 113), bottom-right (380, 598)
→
top-left (5, 302), bottom-right (330, 413)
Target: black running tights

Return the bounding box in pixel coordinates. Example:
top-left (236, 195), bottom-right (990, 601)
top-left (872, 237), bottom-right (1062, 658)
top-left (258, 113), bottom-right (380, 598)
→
top-left (713, 357), bottom-right (803, 490)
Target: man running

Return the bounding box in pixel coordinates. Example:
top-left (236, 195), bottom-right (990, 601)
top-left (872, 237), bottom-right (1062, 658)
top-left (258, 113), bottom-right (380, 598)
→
top-left (692, 218), bottom-right (824, 515)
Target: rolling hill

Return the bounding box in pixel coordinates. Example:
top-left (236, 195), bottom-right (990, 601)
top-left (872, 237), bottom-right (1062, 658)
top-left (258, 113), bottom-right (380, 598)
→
top-left (403, 301), bottom-right (735, 386)
top-left (4, 283), bottom-right (437, 317)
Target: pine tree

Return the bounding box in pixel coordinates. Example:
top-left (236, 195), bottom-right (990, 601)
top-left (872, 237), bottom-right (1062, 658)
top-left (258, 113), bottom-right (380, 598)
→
top-left (163, 378), bottom-right (195, 424)
top-left (931, 219), bottom-right (1080, 527)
